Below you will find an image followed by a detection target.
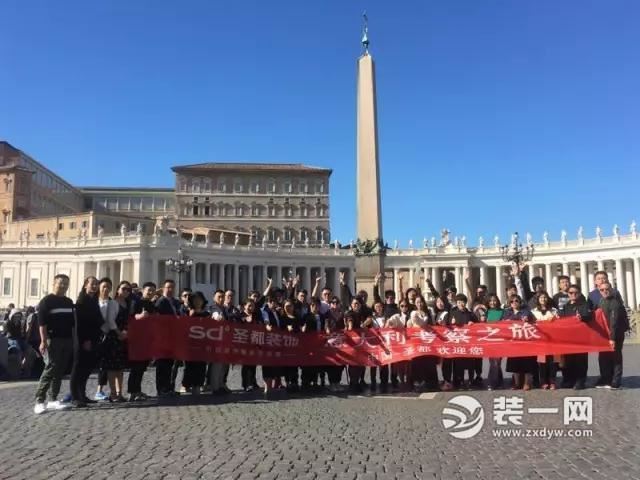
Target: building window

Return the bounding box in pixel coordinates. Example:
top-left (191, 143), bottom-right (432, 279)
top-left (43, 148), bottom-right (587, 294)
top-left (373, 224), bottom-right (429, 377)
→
top-left (316, 228), bottom-right (324, 242)
top-left (251, 205), bottom-right (260, 216)
top-left (218, 181), bottom-right (226, 193)
top-left (300, 229), bottom-right (308, 242)
top-left (204, 206), bottom-right (210, 216)
top-left (192, 182), bottom-right (200, 193)
top-left (284, 182), bottom-right (292, 193)
top-left (143, 197), bottom-right (154, 211)
top-left (181, 182), bottom-right (187, 192)
top-left (30, 278), bottom-right (39, 297)
top-left (268, 181), bottom-right (276, 193)
top-left (193, 205), bottom-right (199, 216)
top-left (267, 228), bottom-right (276, 242)
top-left (252, 182), bottom-right (260, 193)
top-left (2, 277), bottom-right (11, 296)
top-left (36, 233), bottom-right (45, 240)
top-left (318, 182), bottom-right (325, 194)
top-left (3, 212), bottom-right (9, 223)
top-left (234, 182), bottom-right (243, 193)
top-left (300, 203), bottom-right (308, 217)
top-left (70, 222), bottom-right (76, 230)
top-left (115, 222), bottom-right (121, 230)
top-left (58, 223), bottom-right (64, 231)
top-left (203, 182), bottom-right (211, 193)
top-left (284, 228), bottom-right (292, 242)
top-left (300, 182), bottom-right (308, 194)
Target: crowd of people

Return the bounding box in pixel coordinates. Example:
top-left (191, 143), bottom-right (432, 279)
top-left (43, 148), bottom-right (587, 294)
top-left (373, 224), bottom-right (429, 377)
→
top-left (1, 262), bottom-right (629, 416)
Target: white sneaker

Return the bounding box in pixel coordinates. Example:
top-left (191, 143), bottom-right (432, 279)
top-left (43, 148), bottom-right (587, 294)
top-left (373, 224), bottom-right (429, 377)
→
top-left (34, 403), bottom-right (47, 415)
top-left (46, 400), bottom-right (71, 411)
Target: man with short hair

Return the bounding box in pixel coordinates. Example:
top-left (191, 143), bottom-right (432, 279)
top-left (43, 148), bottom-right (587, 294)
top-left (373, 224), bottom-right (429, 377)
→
top-left (34, 274), bottom-right (74, 414)
top-left (553, 275), bottom-right (571, 310)
top-left (128, 282), bottom-right (157, 401)
top-left (588, 271), bottom-right (623, 310)
top-left (558, 284), bottom-right (592, 389)
top-left (154, 279), bottom-right (180, 397)
top-left (372, 272), bottom-right (399, 319)
top-left (596, 281), bottom-right (628, 389)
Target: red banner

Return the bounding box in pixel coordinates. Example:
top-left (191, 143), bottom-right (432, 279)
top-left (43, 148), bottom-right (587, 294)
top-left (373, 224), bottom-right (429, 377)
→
top-left (128, 311), bottom-right (613, 367)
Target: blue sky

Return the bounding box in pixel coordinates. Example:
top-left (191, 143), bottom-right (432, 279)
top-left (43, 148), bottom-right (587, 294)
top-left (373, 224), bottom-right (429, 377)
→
top-left (1, 1), bottom-right (638, 246)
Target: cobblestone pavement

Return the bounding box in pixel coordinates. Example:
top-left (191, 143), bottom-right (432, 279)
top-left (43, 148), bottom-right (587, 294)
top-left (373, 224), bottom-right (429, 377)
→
top-left (2, 347), bottom-right (640, 480)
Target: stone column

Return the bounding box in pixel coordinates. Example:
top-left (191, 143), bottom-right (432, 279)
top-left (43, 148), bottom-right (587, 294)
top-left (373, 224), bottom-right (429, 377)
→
top-left (615, 259), bottom-right (626, 305)
top-left (587, 262), bottom-right (595, 292)
top-left (96, 260), bottom-right (104, 280)
top-left (349, 267), bottom-right (356, 293)
top-left (408, 267), bottom-right (415, 290)
top-left (633, 257), bottom-right (640, 311)
top-left (562, 262), bottom-right (569, 276)
top-left (433, 267), bottom-right (442, 294)
top-left (132, 259), bottom-right (141, 285)
top-left (189, 264), bottom-right (196, 288)
top-left (624, 260), bottom-right (635, 311)
top-left (479, 266), bottom-right (488, 287)
top-left (304, 266), bottom-right (312, 292)
top-left (276, 266), bottom-right (283, 288)
top-left (495, 266), bottom-right (504, 299)
top-left (233, 264), bottom-right (240, 295)
top-left (597, 260), bottom-right (605, 273)
top-left (455, 266), bottom-right (463, 292)
top-left (545, 263), bottom-right (553, 294)
top-left (579, 261), bottom-right (588, 294)
top-left (218, 263), bottom-right (225, 291)
top-left (248, 264), bottom-right (254, 293)
top-left (151, 259), bottom-right (159, 285)
top-left (334, 268), bottom-right (341, 294)
top-left (569, 264), bottom-right (577, 285)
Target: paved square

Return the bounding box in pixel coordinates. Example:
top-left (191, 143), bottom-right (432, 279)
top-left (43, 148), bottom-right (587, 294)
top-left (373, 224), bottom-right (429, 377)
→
top-left (2, 347), bottom-right (639, 480)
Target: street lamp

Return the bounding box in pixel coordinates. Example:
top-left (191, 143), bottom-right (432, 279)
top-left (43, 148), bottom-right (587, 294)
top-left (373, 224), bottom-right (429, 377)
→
top-left (500, 232), bottom-right (534, 264)
top-left (165, 247), bottom-right (194, 293)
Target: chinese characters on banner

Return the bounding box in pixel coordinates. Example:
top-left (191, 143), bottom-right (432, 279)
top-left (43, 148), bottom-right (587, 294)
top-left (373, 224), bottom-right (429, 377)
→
top-left (128, 311), bottom-right (612, 367)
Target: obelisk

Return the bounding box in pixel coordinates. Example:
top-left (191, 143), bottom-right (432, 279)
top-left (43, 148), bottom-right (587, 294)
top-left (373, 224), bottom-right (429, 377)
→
top-left (355, 14), bottom-right (384, 298)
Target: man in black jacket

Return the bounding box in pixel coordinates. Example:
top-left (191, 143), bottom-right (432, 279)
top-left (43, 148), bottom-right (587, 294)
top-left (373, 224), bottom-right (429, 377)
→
top-left (154, 279), bottom-right (180, 397)
top-left (558, 284), bottom-right (592, 390)
top-left (128, 282), bottom-right (157, 401)
top-left (300, 297), bottom-right (325, 391)
top-left (372, 272), bottom-right (399, 319)
top-left (596, 281), bottom-right (629, 389)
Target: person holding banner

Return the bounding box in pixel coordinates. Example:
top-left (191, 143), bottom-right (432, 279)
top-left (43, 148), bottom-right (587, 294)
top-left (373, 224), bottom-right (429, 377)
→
top-left (325, 296), bottom-right (345, 392)
top-left (408, 295), bottom-right (438, 391)
top-left (558, 285), bottom-right (592, 389)
top-left (209, 289), bottom-right (231, 395)
top-left (597, 281), bottom-right (628, 390)
top-left (385, 301), bottom-right (411, 390)
top-left (504, 295), bottom-right (537, 391)
top-left (262, 295), bottom-right (283, 394)
top-left (182, 292), bottom-right (209, 395)
top-left (282, 300), bottom-right (303, 392)
top-left (301, 297), bottom-right (326, 392)
top-left (531, 292), bottom-right (559, 390)
top-left (486, 294), bottom-right (504, 390)
top-left (345, 296), bottom-right (369, 393)
top-left (240, 299), bottom-right (259, 392)
top-left (450, 294), bottom-right (478, 390)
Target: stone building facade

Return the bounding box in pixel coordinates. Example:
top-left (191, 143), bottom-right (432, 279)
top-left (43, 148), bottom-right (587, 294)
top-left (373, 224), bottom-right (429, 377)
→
top-left (173, 163), bottom-right (331, 245)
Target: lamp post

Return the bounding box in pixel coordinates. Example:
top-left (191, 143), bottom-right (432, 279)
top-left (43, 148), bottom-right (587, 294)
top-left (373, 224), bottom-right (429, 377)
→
top-left (165, 247), bottom-right (194, 293)
top-left (500, 232), bottom-right (534, 265)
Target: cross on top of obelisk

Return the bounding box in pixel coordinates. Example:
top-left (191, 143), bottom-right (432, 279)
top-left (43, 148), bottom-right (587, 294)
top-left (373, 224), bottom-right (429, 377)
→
top-left (361, 11), bottom-right (370, 54)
